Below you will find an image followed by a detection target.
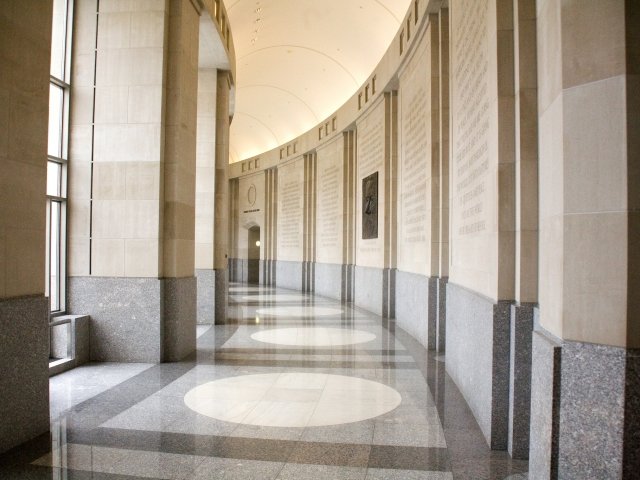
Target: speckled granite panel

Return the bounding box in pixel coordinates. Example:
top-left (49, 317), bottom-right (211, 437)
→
top-left (528, 330), bottom-right (561, 480)
top-left (314, 262), bottom-right (343, 301)
top-left (394, 271), bottom-right (437, 350)
top-left (214, 269), bottom-right (228, 323)
top-left (623, 349), bottom-right (640, 479)
top-left (436, 277), bottom-right (448, 353)
top-left (68, 277), bottom-right (162, 362)
top-left (259, 260), bottom-right (267, 284)
top-left (354, 265), bottom-right (383, 316)
top-left (162, 276), bottom-right (196, 361)
top-left (196, 269), bottom-right (215, 324)
top-left (275, 260), bottom-right (303, 291)
top-left (445, 282), bottom-right (511, 449)
top-left (342, 264), bottom-right (354, 302)
top-left (382, 268), bottom-right (396, 319)
top-left (491, 300), bottom-right (512, 450)
top-left (73, 315), bottom-right (90, 366)
top-left (508, 303), bottom-right (534, 459)
top-left (558, 340), bottom-right (626, 479)
top-left (0, 295), bottom-right (50, 453)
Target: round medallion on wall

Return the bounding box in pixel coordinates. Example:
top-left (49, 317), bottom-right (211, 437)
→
top-left (247, 184), bottom-right (257, 206)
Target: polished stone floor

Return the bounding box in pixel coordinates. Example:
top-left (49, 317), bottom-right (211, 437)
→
top-left (0, 284), bottom-right (528, 479)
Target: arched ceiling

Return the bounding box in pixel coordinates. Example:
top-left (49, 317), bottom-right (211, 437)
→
top-left (223, 0), bottom-right (412, 162)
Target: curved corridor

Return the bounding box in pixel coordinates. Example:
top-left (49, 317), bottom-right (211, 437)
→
top-left (0, 284), bottom-right (527, 479)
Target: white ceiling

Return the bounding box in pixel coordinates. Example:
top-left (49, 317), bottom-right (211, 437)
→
top-left (223, 0), bottom-right (412, 162)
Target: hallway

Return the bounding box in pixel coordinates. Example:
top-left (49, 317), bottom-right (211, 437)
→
top-left (0, 285), bottom-right (527, 479)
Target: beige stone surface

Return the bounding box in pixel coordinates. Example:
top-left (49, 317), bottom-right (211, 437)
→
top-left (355, 97), bottom-right (386, 269)
top-left (449, 0), bottom-right (507, 301)
top-left (195, 69), bottom-right (217, 270)
top-left (0, 0), bottom-right (51, 298)
top-left (560, 0), bottom-right (625, 90)
top-left (397, 20), bottom-right (437, 277)
top-left (277, 158), bottom-right (305, 262)
top-left (315, 136), bottom-right (344, 265)
top-left (236, 172), bottom-right (265, 261)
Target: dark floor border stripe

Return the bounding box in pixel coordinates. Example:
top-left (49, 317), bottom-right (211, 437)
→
top-left (204, 358), bottom-right (418, 369)
top-left (67, 427), bottom-right (451, 472)
top-left (215, 347), bottom-right (408, 355)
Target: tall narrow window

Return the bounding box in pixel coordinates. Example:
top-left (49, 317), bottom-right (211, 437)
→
top-left (47, 0), bottom-right (72, 314)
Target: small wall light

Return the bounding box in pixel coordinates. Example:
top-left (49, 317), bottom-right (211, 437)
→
top-left (256, 240), bottom-right (261, 247)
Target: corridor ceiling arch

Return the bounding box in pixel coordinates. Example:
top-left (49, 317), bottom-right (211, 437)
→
top-left (223, 0), bottom-right (413, 162)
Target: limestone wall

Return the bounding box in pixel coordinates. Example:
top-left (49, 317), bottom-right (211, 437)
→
top-left (315, 135), bottom-right (345, 265)
top-left (276, 157), bottom-right (305, 262)
top-left (397, 19), bottom-right (437, 277)
top-left (355, 97), bottom-right (386, 269)
top-left (236, 172), bottom-right (265, 260)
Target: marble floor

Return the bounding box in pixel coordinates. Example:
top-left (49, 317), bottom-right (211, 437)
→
top-left (0, 284), bottom-right (528, 479)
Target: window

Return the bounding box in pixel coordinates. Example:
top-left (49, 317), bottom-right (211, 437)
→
top-left (47, 0), bottom-right (72, 314)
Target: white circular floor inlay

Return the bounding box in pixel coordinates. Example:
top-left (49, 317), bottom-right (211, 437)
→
top-left (242, 294), bottom-right (308, 302)
top-left (251, 327), bottom-right (376, 347)
top-left (255, 306), bottom-right (343, 317)
top-left (184, 373), bottom-right (401, 427)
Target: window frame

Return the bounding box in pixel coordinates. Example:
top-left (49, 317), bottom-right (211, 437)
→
top-left (46, 0), bottom-right (73, 317)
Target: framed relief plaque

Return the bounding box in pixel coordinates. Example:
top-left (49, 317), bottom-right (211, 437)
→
top-left (362, 171), bottom-right (378, 239)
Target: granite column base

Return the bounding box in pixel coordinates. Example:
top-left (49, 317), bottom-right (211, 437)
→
top-left (214, 268), bottom-right (228, 324)
top-left (162, 277), bottom-right (197, 361)
top-left (0, 295), bottom-right (49, 453)
top-left (446, 282), bottom-right (511, 449)
top-left (196, 269), bottom-right (215, 324)
top-left (529, 330), bottom-right (640, 479)
top-left (508, 303), bottom-right (534, 459)
top-left (342, 264), bottom-right (354, 302)
top-left (67, 277), bottom-right (196, 362)
top-left (436, 277), bottom-right (448, 352)
top-left (302, 261), bottom-right (315, 292)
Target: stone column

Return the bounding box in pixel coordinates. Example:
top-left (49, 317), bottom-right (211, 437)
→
top-left (161, 0), bottom-right (200, 360)
top-left (0, 0), bottom-right (52, 453)
top-left (195, 68), bottom-right (217, 324)
top-left (508, 0), bottom-right (538, 461)
top-left (436, 7), bottom-right (449, 353)
top-left (530, 0), bottom-right (640, 477)
top-left (66, 0), bottom-right (200, 362)
top-left (214, 70), bottom-right (230, 323)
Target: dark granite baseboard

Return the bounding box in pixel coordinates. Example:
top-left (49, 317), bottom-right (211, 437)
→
top-left (214, 269), bottom-right (228, 323)
top-left (0, 295), bottom-right (50, 453)
top-left (528, 330), bottom-right (640, 479)
top-left (162, 276), bottom-right (196, 361)
top-left (394, 271), bottom-right (437, 350)
top-left (436, 277), bottom-right (447, 352)
top-left (509, 303), bottom-right (534, 459)
top-left (196, 269), bottom-right (215, 324)
top-left (302, 261), bottom-right (315, 292)
top-left (557, 340), bottom-right (636, 479)
top-left (445, 282), bottom-right (511, 449)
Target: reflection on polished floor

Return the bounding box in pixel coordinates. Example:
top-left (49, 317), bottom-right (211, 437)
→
top-left (0, 284), bottom-right (528, 479)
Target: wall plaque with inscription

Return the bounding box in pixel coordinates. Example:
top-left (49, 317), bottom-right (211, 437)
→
top-left (362, 172), bottom-right (378, 239)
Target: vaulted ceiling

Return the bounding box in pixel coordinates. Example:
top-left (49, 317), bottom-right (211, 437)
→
top-left (223, 0), bottom-right (412, 162)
